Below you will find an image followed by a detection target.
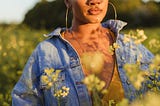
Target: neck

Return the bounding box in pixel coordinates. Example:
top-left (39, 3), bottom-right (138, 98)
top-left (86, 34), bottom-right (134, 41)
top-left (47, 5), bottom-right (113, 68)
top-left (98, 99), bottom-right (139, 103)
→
top-left (71, 20), bottom-right (103, 39)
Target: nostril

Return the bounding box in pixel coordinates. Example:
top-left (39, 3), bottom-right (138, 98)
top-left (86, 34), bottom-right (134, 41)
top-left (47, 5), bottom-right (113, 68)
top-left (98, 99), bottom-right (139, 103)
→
top-left (88, 0), bottom-right (102, 6)
top-left (89, 2), bottom-right (101, 6)
top-left (89, 2), bottom-right (95, 6)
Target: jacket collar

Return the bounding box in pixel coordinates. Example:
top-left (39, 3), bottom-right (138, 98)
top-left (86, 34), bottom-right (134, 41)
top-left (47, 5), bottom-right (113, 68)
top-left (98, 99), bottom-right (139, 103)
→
top-left (44, 19), bottom-right (127, 38)
top-left (102, 19), bottom-right (127, 36)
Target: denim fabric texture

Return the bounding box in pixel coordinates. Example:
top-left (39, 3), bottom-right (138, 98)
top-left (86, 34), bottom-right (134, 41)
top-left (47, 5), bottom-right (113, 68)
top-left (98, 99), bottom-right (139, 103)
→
top-left (12, 20), bottom-right (154, 106)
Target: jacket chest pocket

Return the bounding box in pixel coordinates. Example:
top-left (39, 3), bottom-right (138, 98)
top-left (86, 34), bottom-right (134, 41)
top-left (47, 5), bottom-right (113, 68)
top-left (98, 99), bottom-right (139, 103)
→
top-left (40, 68), bottom-right (68, 93)
top-left (40, 69), bottom-right (70, 105)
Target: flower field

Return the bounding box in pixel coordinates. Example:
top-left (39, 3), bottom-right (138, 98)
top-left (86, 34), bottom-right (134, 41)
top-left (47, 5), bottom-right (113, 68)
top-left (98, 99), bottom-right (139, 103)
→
top-left (0, 25), bottom-right (47, 105)
top-left (0, 25), bottom-right (159, 105)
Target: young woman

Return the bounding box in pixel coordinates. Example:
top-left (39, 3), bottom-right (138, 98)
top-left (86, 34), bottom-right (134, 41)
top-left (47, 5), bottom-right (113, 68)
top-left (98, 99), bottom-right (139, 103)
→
top-left (12, 0), bottom-right (154, 106)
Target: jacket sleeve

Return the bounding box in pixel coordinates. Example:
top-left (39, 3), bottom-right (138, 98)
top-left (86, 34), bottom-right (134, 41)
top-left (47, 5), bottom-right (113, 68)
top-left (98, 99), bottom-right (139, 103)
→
top-left (138, 44), bottom-right (154, 70)
top-left (12, 47), bottom-right (44, 106)
top-left (138, 44), bottom-right (160, 91)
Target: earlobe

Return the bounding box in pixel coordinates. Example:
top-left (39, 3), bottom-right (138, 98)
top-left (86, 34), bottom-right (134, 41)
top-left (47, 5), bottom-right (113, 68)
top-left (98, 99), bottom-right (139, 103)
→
top-left (64, 0), bottom-right (71, 8)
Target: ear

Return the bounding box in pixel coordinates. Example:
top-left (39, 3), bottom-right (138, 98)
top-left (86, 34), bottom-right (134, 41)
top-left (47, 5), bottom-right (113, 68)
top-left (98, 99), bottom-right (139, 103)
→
top-left (64, 0), bottom-right (71, 8)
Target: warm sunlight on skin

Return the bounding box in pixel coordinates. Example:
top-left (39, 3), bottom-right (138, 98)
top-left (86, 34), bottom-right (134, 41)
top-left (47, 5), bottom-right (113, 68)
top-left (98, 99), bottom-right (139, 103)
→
top-left (64, 0), bottom-right (110, 45)
top-left (65, 0), bottom-right (108, 27)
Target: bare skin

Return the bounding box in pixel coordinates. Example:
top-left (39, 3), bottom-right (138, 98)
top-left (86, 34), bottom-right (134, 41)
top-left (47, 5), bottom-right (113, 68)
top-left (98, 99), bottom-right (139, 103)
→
top-left (64, 0), bottom-right (108, 40)
top-left (64, 0), bottom-right (115, 87)
top-left (63, 0), bottom-right (124, 104)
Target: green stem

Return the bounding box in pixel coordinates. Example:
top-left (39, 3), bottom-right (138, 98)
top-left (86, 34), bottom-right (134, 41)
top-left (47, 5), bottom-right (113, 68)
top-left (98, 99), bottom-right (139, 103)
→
top-left (57, 97), bottom-right (60, 106)
top-left (154, 72), bottom-right (158, 92)
top-left (92, 88), bottom-right (102, 106)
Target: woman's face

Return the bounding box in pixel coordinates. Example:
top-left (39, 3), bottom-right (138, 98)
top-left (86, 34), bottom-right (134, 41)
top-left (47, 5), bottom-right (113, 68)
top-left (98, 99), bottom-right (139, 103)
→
top-left (66, 0), bottom-right (108, 24)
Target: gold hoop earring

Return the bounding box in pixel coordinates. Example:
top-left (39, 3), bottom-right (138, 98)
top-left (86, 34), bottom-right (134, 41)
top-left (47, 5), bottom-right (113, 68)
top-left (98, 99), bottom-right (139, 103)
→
top-left (108, 2), bottom-right (117, 20)
top-left (65, 7), bottom-right (69, 31)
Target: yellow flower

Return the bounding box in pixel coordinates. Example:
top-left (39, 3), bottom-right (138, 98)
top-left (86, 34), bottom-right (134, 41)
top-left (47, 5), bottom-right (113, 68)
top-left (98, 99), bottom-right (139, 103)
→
top-left (61, 91), bottom-right (68, 97)
top-left (44, 68), bottom-right (54, 75)
top-left (41, 75), bottom-right (49, 84)
top-left (116, 99), bottom-right (129, 106)
top-left (51, 69), bottom-right (61, 81)
top-left (134, 29), bottom-right (147, 44)
top-left (130, 92), bottom-right (160, 106)
top-left (48, 82), bottom-right (53, 87)
top-left (134, 72), bottom-right (145, 90)
top-left (3, 52), bottom-right (7, 57)
top-left (124, 29), bottom-right (147, 45)
top-left (149, 54), bottom-right (160, 71)
top-left (124, 63), bottom-right (146, 90)
top-left (123, 34), bottom-right (131, 43)
top-left (83, 74), bottom-right (107, 94)
top-left (18, 40), bottom-right (25, 47)
top-left (0, 45), bottom-right (2, 51)
top-left (108, 45), bottom-right (115, 55)
top-left (113, 43), bottom-right (120, 49)
top-left (149, 39), bottom-right (160, 50)
top-left (54, 86), bottom-right (70, 98)
top-left (108, 43), bottom-right (119, 55)
top-left (96, 81), bottom-right (105, 91)
top-left (62, 86), bottom-right (70, 92)
top-left (81, 52), bottom-right (105, 74)
top-left (137, 29), bottom-right (144, 35)
top-left (54, 90), bottom-right (62, 97)
top-left (101, 89), bottom-right (108, 95)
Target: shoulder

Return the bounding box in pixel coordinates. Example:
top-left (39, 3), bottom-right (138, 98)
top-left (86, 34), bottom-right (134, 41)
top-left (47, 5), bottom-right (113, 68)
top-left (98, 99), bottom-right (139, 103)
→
top-left (35, 27), bottom-right (66, 52)
top-left (32, 38), bottom-right (66, 71)
top-left (35, 38), bottom-right (64, 56)
top-left (102, 19), bottom-right (127, 35)
top-left (116, 33), bottom-right (154, 65)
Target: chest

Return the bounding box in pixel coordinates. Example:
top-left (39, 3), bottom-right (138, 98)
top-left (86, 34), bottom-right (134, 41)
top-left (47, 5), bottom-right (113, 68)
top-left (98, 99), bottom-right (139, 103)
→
top-left (63, 31), bottom-right (116, 85)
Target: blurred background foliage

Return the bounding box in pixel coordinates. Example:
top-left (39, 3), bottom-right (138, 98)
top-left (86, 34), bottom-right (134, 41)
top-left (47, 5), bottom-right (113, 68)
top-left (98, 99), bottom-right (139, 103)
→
top-left (0, 24), bottom-right (47, 105)
top-left (0, 0), bottom-right (160, 105)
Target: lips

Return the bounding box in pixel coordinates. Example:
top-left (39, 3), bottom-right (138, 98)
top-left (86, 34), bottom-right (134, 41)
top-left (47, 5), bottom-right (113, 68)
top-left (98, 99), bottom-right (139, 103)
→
top-left (88, 7), bottom-right (102, 15)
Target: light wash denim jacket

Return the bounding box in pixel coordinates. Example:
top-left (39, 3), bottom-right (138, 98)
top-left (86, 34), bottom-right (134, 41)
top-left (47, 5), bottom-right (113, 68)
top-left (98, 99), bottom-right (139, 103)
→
top-left (12, 20), bottom-right (154, 106)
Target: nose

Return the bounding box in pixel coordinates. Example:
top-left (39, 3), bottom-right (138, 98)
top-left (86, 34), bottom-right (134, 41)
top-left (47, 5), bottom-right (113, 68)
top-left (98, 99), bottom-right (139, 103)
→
top-left (88, 0), bottom-right (102, 6)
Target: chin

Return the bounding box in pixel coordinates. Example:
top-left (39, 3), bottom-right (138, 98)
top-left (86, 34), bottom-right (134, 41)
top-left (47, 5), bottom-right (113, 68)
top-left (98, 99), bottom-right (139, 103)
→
top-left (86, 14), bottom-right (105, 23)
top-left (87, 18), bottom-right (103, 23)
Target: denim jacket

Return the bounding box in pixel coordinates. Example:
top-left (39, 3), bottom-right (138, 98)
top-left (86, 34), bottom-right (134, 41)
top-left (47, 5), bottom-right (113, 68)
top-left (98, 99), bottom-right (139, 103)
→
top-left (12, 20), bottom-right (154, 106)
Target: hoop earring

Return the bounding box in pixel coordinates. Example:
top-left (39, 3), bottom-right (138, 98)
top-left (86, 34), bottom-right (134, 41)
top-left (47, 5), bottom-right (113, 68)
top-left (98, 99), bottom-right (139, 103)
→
top-left (108, 2), bottom-right (117, 20)
top-left (65, 7), bottom-right (69, 31)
